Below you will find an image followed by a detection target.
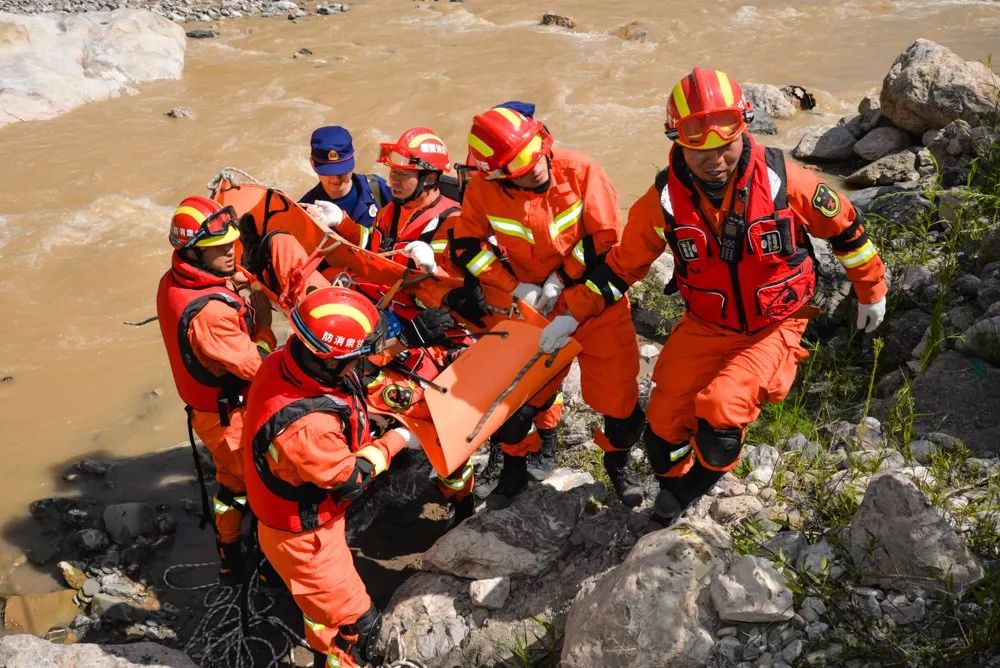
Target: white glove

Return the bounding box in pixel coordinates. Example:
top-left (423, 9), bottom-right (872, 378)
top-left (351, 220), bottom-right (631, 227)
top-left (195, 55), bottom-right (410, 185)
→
top-left (539, 314), bottom-right (579, 353)
top-left (403, 240), bottom-right (437, 274)
top-left (304, 200), bottom-right (344, 230)
top-left (391, 427), bottom-right (422, 450)
top-left (536, 271), bottom-right (565, 315)
top-left (514, 282), bottom-right (542, 308)
top-left (856, 297), bottom-right (887, 333)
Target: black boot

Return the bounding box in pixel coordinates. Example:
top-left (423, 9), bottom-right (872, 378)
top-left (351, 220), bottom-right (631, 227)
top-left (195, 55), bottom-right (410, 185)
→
top-left (603, 450), bottom-right (643, 509)
top-left (526, 428), bottom-right (558, 480)
top-left (485, 454), bottom-right (529, 510)
top-left (475, 439), bottom-right (504, 498)
top-left (649, 481), bottom-right (684, 528)
top-left (445, 494), bottom-right (476, 528)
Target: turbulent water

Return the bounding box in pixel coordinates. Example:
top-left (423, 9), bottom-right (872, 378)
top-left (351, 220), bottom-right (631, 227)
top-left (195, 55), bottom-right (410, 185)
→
top-left (1, 0), bottom-right (998, 593)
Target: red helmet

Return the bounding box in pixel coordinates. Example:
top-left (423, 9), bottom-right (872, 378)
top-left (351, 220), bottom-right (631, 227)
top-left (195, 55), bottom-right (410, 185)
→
top-left (665, 68), bottom-right (754, 150)
top-left (378, 127), bottom-right (450, 172)
top-left (169, 195), bottom-right (240, 249)
top-left (467, 107), bottom-right (553, 180)
top-left (288, 286), bottom-right (388, 360)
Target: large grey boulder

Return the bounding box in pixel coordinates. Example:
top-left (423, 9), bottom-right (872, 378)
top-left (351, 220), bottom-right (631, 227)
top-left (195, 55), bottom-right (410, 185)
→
top-left (880, 38), bottom-right (1000, 134)
top-left (844, 149), bottom-right (920, 186)
top-left (561, 517), bottom-right (730, 667)
top-left (845, 471), bottom-right (983, 594)
top-left (0, 10), bottom-right (185, 127)
top-left (742, 82), bottom-right (796, 119)
top-left (377, 573), bottom-right (471, 664)
top-left (792, 125), bottom-right (857, 162)
top-left (710, 555), bottom-right (794, 622)
top-left (957, 316), bottom-right (1000, 367)
top-left (423, 478), bottom-right (599, 579)
top-left (0, 634), bottom-right (197, 668)
top-left (102, 502), bottom-right (156, 544)
top-left (853, 126), bottom-right (912, 162)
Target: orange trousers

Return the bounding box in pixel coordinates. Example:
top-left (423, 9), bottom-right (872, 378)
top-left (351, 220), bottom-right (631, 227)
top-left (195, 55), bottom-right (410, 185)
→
top-left (647, 314), bottom-right (809, 475)
top-left (574, 297), bottom-right (640, 419)
top-left (258, 516), bottom-right (371, 655)
top-left (191, 409), bottom-right (247, 544)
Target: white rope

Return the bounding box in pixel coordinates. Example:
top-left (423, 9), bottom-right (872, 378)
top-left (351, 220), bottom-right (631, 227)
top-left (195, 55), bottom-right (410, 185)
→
top-left (206, 167), bottom-right (266, 195)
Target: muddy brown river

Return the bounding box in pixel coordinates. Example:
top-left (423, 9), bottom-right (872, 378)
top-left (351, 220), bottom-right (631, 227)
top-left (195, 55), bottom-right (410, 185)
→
top-left (1, 0), bottom-right (998, 594)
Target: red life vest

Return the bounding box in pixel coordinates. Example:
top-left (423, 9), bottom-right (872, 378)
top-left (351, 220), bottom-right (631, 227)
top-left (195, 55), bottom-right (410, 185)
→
top-left (371, 193), bottom-right (461, 257)
top-left (658, 138), bottom-right (815, 334)
top-left (156, 254), bottom-right (255, 412)
top-left (242, 345), bottom-right (371, 533)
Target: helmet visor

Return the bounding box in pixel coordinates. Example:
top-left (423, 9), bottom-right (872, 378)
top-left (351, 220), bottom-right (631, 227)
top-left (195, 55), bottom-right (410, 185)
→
top-left (671, 109), bottom-right (745, 149)
top-left (186, 205), bottom-right (240, 248)
top-left (480, 133), bottom-right (544, 181)
top-left (332, 309), bottom-right (389, 360)
top-left (378, 145), bottom-right (440, 172)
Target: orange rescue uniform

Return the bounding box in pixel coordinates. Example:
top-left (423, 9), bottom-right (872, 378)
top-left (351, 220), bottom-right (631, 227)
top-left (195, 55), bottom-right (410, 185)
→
top-left (452, 147), bottom-right (640, 451)
top-left (577, 136), bottom-right (886, 485)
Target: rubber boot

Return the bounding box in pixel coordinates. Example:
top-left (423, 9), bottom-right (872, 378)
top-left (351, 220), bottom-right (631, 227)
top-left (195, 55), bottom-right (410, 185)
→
top-left (526, 428), bottom-right (558, 481)
top-left (445, 494), bottom-right (476, 528)
top-left (474, 439), bottom-right (504, 499)
top-left (485, 454), bottom-right (529, 510)
top-left (649, 481), bottom-right (684, 528)
top-left (216, 540), bottom-right (244, 585)
top-left (602, 450), bottom-right (643, 509)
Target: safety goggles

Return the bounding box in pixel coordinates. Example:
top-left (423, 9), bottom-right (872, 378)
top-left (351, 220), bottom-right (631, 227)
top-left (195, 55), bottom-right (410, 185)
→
top-left (332, 310), bottom-right (390, 360)
top-left (664, 108), bottom-right (746, 149)
top-left (378, 145), bottom-right (437, 172)
top-left (181, 205), bottom-right (239, 249)
top-left (480, 134), bottom-right (545, 181)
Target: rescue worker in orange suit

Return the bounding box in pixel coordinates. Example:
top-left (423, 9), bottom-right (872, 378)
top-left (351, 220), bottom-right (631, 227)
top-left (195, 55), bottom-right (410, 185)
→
top-left (307, 127), bottom-right (480, 518)
top-left (156, 196), bottom-right (276, 579)
top-left (446, 106), bottom-right (643, 509)
top-left (556, 68), bottom-right (888, 525)
top-left (242, 286), bottom-right (419, 668)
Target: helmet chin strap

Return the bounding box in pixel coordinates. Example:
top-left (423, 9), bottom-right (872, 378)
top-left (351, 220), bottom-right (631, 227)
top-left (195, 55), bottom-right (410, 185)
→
top-left (393, 171), bottom-right (437, 205)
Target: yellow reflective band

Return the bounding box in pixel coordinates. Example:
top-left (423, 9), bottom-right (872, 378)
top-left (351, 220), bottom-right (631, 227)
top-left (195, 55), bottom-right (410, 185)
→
top-left (585, 279), bottom-right (623, 302)
top-left (671, 82), bottom-right (691, 119)
top-left (430, 239), bottom-right (448, 252)
top-left (716, 70), bottom-right (735, 106)
top-left (437, 461), bottom-right (474, 490)
top-left (326, 655), bottom-right (342, 668)
top-left (358, 226), bottom-right (371, 250)
top-left (549, 200), bottom-right (583, 239)
top-left (213, 499), bottom-right (234, 515)
top-left (268, 443), bottom-right (279, 463)
top-left (407, 132), bottom-right (439, 148)
top-left (174, 205), bottom-right (207, 224)
top-left (303, 614), bottom-right (326, 632)
top-left (571, 240), bottom-right (586, 266)
top-left (308, 303), bottom-right (373, 334)
top-left (488, 215), bottom-right (535, 244)
top-left (466, 249), bottom-right (497, 276)
top-left (492, 106), bottom-right (523, 128)
top-left (468, 132), bottom-right (494, 158)
top-left (554, 392), bottom-right (564, 406)
top-left (670, 444), bottom-right (693, 462)
top-left (256, 340), bottom-right (272, 354)
top-left (609, 284), bottom-right (623, 301)
top-left (654, 227), bottom-right (666, 241)
top-left (366, 371), bottom-right (385, 389)
top-left (835, 240), bottom-right (877, 268)
top-left (585, 279), bottom-right (602, 295)
top-left (357, 445), bottom-right (388, 476)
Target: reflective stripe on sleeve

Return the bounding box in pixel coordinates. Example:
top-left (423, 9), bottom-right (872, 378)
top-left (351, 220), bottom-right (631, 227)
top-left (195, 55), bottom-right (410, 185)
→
top-left (835, 240), bottom-right (877, 268)
top-left (356, 445), bottom-right (388, 476)
top-left (549, 200), bottom-right (583, 239)
top-left (487, 215), bottom-right (535, 244)
top-left (466, 249), bottom-right (498, 276)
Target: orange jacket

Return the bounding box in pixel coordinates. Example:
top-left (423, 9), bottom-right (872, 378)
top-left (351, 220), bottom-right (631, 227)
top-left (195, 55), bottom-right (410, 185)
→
top-left (335, 191), bottom-right (462, 275)
top-left (190, 300), bottom-right (275, 380)
top-left (571, 143), bottom-right (887, 322)
top-left (451, 147), bottom-right (623, 315)
top-left (249, 231), bottom-right (328, 300)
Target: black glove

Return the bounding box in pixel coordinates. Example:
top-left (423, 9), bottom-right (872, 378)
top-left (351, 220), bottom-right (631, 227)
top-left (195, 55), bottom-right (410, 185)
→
top-left (400, 308), bottom-right (455, 347)
top-left (444, 277), bottom-right (490, 328)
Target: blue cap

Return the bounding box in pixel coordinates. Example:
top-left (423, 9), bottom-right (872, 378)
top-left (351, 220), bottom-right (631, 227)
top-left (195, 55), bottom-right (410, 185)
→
top-left (497, 100), bottom-right (536, 119)
top-left (310, 126), bottom-right (356, 176)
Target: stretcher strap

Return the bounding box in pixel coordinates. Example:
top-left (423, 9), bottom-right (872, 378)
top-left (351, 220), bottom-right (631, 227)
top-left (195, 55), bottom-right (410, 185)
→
top-left (185, 405), bottom-right (216, 531)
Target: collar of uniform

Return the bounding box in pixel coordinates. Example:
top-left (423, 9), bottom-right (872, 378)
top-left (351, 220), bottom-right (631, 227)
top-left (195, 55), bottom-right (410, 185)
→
top-left (170, 251), bottom-right (229, 290)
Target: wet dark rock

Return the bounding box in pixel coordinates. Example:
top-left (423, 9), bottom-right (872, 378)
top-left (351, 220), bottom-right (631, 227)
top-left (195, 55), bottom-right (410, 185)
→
top-left (793, 125), bottom-right (856, 162)
top-left (185, 29), bottom-right (218, 38)
top-left (26, 540), bottom-right (61, 565)
top-left (1, 375), bottom-right (13, 383)
top-left (540, 12), bottom-right (574, 29)
top-left (103, 502), bottom-right (156, 544)
top-left (89, 593), bottom-right (134, 623)
top-left (748, 108), bottom-right (777, 135)
top-left (743, 82), bottom-right (796, 119)
top-left (780, 84), bottom-right (816, 110)
top-left (74, 529), bottom-right (110, 554)
top-left (154, 512), bottom-right (177, 535)
top-left (166, 106), bottom-right (194, 119)
top-left (845, 149), bottom-right (919, 186)
top-left (613, 20), bottom-right (647, 42)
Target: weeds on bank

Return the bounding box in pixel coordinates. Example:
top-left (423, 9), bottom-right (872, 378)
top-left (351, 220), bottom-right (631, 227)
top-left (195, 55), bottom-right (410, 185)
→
top-left (497, 616), bottom-right (561, 668)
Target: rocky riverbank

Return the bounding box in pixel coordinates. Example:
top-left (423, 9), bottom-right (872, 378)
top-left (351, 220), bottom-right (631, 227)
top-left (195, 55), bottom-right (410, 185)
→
top-left (0, 0), bottom-right (350, 23)
top-left (1, 33), bottom-right (999, 668)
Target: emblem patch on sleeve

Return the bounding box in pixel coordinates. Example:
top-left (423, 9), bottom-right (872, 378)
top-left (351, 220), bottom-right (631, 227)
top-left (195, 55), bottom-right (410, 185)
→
top-left (812, 183), bottom-right (842, 218)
